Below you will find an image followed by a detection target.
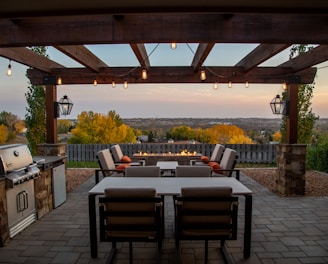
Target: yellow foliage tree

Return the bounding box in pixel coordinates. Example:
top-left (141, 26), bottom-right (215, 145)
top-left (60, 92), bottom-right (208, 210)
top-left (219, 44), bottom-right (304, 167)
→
top-left (69, 111), bottom-right (136, 144)
top-left (272, 131), bottom-right (282, 142)
top-left (205, 124), bottom-right (254, 144)
top-left (0, 124), bottom-right (9, 143)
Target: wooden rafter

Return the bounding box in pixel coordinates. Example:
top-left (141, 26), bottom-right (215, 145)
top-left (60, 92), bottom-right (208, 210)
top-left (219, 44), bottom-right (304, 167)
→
top-left (191, 43), bottom-right (215, 71)
top-left (130, 44), bottom-right (150, 69)
top-left (0, 47), bottom-right (64, 73)
top-left (54, 45), bottom-right (108, 72)
top-left (235, 44), bottom-right (291, 72)
top-left (278, 45), bottom-right (328, 72)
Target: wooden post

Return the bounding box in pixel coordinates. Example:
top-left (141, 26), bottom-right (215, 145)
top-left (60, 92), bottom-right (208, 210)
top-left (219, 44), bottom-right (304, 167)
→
top-left (45, 85), bottom-right (57, 143)
top-left (286, 84), bottom-right (298, 144)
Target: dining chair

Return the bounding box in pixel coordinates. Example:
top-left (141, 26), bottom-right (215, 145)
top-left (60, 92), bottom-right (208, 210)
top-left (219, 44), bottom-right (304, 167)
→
top-left (99, 188), bottom-right (163, 264)
top-left (175, 165), bottom-right (211, 177)
top-left (174, 186), bottom-right (238, 264)
top-left (210, 148), bottom-right (240, 179)
top-left (190, 144), bottom-right (225, 165)
top-left (110, 144), bottom-right (145, 166)
top-left (124, 165), bottom-right (161, 177)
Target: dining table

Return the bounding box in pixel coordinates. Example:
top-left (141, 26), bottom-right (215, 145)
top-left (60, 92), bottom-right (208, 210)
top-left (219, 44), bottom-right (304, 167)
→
top-left (88, 176), bottom-right (253, 259)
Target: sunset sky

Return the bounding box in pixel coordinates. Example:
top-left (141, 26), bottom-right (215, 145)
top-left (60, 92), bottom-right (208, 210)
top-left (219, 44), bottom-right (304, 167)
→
top-left (1, 44), bottom-right (327, 120)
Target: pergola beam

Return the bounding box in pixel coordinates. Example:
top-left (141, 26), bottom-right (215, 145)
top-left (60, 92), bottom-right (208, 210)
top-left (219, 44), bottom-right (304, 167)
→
top-left (1, 14), bottom-right (328, 47)
top-left (191, 43), bottom-right (215, 71)
top-left (235, 44), bottom-right (291, 72)
top-left (27, 66), bottom-right (317, 85)
top-left (54, 45), bottom-right (108, 72)
top-left (130, 44), bottom-right (150, 69)
top-left (278, 45), bottom-right (328, 72)
top-left (0, 47), bottom-right (64, 73)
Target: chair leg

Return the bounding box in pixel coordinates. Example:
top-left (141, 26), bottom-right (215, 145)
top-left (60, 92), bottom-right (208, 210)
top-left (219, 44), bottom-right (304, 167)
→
top-left (220, 240), bottom-right (233, 264)
top-left (204, 240), bottom-right (208, 264)
top-left (129, 242), bottom-right (133, 264)
top-left (105, 243), bottom-right (117, 264)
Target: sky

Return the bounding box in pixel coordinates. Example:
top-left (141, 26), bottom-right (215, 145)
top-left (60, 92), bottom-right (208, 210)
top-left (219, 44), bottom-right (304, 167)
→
top-left (1, 44), bottom-right (328, 120)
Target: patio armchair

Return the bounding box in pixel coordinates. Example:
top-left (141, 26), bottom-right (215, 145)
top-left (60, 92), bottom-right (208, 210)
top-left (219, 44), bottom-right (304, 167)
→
top-left (190, 144), bottom-right (225, 166)
top-left (210, 148), bottom-right (240, 179)
top-left (174, 186), bottom-right (238, 264)
top-left (110, 144), bottom-right (145, 166)
top-left (96, 149), bottom-right (129, 184)
top-left (124, 165), bottom-right (161, 177)
top-left (175, 165), bottom-right (211, 177)
top-left (99, 188), bottom-right (163, 264)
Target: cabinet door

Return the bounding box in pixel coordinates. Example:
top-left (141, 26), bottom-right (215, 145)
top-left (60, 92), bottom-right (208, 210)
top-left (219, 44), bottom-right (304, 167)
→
top-left (52, 164), bottom-right (66, 208)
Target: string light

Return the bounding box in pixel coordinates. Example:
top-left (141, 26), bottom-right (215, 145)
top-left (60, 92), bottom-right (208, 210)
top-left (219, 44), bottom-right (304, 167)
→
top-left (200, 68), bottom-right (206, 81)
top-left (213, 81), bottom-right (219, 90)
top-left (245, 80), bottom-right (249, 88)
top-left (142, 69), bottom-right (148, 80)
top-left (228, 81), bottom-right (232, 88)
top-left (123, 80), bottom-right (128, 89)
top-left (57, 77), bottom-right (62, 85)
top-left (282, 81), bottom-right (287, 90)
top-left (7, 60), bottom-right (12, 76)
top-left (170, 43), bottom-right (177, 50)
top-left (112, 80), bottom-right (116, 88)
top-left (93, 78), bottom-right (97, 86)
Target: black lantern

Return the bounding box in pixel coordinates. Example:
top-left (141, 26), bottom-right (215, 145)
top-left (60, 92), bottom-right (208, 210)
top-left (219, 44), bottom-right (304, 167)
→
top-left (55, 95), bottom-right (73, 118)
top-left (270, 94), bottom-right (288, 116)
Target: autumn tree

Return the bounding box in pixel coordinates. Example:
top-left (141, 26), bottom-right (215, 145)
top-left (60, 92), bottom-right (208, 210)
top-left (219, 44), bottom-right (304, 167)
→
top-left (280, 44), bottom-right (319, 144)
top-left (25, 46), bottom-right (47, 154)
top-left (57, 119), bottom-right (72, 134)
top-left (0, 111), bottom-right (24, 141)
top-left (205, 124), bottom-right (254, 144)
top-left (0, 124), bottom-right (9, 143)
top-left (69, 110), bottom-right (136, 144)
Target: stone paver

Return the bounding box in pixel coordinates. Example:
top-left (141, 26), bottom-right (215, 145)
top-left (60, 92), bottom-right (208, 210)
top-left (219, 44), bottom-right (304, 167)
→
top-left (0, 173), bottom-right (327, 264)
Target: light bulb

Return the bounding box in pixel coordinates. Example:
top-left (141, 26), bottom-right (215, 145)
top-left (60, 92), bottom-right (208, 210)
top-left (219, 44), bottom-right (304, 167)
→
top-left (112, 80), bottom-right (116, 88)
top-left (93, 79), bottom-right (97, 86)
top-left (228, 81), bottom-right (232, 88)
top-left (282, 81), bottom-right (287, 90)
top-left (7, 60), bottom-right (12, 76)
top-left (123, 80), bottom-right (128, 89)
top-left (142, 69), bottom-right (148, 80)
top-left (57, 77), bottom-right (62, 85)
top-left (213, 82), bottom-right (218, 90)
top-left (170, 43), bottom-right (177, 50)
top-left (200, 69), bottom-right (206, 81)
top-left (245, 81), bottom-right (249, 88)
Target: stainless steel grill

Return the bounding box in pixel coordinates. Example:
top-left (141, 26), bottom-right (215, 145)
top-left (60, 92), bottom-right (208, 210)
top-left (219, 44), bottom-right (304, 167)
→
top-left (0, 144), bottom-right (40, 188)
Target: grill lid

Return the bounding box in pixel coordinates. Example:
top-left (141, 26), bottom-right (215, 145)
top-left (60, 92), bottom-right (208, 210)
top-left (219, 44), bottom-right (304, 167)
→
top-left (0, 144), bottom-right (34, 175)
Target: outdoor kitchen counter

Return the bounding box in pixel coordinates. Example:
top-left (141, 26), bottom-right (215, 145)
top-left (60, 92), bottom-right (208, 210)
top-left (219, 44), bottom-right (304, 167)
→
top-left (33, 156), bottom-right (67, 219)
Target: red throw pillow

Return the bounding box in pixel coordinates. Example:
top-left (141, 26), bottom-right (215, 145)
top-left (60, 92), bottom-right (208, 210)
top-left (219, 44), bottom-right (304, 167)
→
top-left (116, 164), bottom-right (130, 171)
top-left (200, 155), bottom-right (210, 163)
top-left (121, 155), bottom-right (132, 163)
top-left (211, 163), bottom-right (223, 174)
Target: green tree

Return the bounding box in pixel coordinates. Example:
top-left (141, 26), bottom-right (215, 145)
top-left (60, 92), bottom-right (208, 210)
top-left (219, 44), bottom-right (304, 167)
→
top-left (280, 45), bottom-right (319, 144)
top-left (69, 110), bottom-right (136, 144)
top-left (25, 47), bottom-right (47, 154)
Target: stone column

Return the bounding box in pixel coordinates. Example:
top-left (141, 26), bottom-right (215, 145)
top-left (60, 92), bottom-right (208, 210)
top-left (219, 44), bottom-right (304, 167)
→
top-left (276, 144), bottom-right (307, 196)
top-left (37, 143), bottom-right (67, 157)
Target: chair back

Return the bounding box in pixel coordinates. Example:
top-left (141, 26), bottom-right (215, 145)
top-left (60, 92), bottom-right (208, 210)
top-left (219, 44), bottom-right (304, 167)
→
top-left (176, 165), bottom-right (211, 177)
top-left (175, 186), bottom-right (238, 240)
top-left (111, 144), bottom-right (124, 163)
top-left (97, 149), bottom-right (116, 176)
top-left (210, 144), bottom-right (225, 162)
top-left (99, 188), bottom-right (163, 242)
top-left (125, 166), bottom-right (161, 177)
top-left (219, 148), bottom-right (238, 176)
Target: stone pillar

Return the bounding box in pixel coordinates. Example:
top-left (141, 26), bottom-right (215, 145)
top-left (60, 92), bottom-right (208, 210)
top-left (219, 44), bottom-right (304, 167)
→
top-left (0, 179), bottom-right (9, 246)
top-left (37, 143), bottom-right (67, 157)
top-left (276, 144), bottom-right (307, 196)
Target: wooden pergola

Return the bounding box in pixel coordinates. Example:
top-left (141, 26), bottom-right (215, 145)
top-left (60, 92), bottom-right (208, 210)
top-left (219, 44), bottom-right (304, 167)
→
top-left (1, 0), bottom-right (328, 144)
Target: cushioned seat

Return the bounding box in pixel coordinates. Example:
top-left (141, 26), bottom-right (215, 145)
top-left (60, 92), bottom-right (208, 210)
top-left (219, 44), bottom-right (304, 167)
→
top-left (124, 166), bottom-right (161, 177)
top-left (190, 144), bottom-right (225, 165)
top-left (111, 144), bottom-right (145, 166)
top-left (210, 148), bottom-right (239, 179)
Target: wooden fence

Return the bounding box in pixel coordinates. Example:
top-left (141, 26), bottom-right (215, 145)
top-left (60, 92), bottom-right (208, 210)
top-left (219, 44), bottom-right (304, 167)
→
top-left (67, 143), bottom-right (278, 164)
